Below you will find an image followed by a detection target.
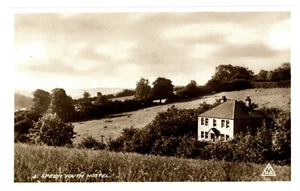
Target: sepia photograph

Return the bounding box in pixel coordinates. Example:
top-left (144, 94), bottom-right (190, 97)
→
top-left (13, 10), bottom-right (291, 183)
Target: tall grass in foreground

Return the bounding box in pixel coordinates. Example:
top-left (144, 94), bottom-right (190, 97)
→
top-left (14, 144), bottom-right (290, 182)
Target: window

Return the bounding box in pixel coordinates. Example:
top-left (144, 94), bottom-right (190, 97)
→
top-left (225, 135), bottom-right (230, 140)
top-left (201, 131), bottom-right (204, 138)
top-left (201, 118), bottom-right (204, 125)
top-left (220, 134), bottom-right (225, 141)
top-left (221, 120), bottom-right (225, 128)
top-left (213, 119), bottom-right (217, 127)
top-left (211, 134), bottom-right (215, 142)
top-left (205, 118), bottom-right (209, 126)
top-left (226, 120), bottom-right (230, 128)
top-left (205, 132), bottom-right (208, 139)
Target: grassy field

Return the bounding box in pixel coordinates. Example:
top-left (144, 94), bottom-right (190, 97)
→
top-left (73, 88), bottom-right (290, 143)
top-left (14, 143), bottom-right (290, 182)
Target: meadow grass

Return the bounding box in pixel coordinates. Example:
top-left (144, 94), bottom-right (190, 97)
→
top-left (14, 143), bottom-right (290, 182)
top-left (73, 88), bottom-right (290, 143)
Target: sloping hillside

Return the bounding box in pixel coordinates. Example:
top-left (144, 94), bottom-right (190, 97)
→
top-left (73, 88), bottom-right (290, 143)
top-left (14, 93), bottom-right (33, 110)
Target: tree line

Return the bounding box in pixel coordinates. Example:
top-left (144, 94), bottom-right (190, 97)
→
top-left (17, 63), bottom-right (291, 122)
top-left (14, 63), bottom-right (290, 143)
top-left (14, 63), bottom-right (291, 165)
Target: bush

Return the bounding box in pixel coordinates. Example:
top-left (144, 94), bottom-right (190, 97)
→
top-left (251, 80), bottom-right (290, 88)
top-left (108, 103), bottom-right (218, 156)
top-left (29, 113), bottom-right (76, 146)
top-left (14, 110), bottom-right (41, 143)
top-left (107, 102), bottom-right (290, 165)
top-left (107, 127), bottom-right (140, 152)
top-left (78, 136), bottom-right (106, 150)
top-left (115, 89), bottom-right (135, 98)
top-left (176, 136), bottom-right (208, 159)
top-left (151, 136), bottom-right (180, 156)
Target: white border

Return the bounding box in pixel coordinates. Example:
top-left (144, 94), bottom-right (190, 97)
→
top-left (2, 1), bottom-right (299, 191)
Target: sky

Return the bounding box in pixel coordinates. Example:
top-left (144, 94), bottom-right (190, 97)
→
top-left (14, 12), bottom-right (290, 90)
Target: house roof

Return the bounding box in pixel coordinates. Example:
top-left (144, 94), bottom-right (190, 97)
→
top-left (199, 100), bottom-right (264, 119)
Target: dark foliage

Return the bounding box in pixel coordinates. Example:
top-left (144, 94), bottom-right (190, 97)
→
top-left (151, 77), bottom-right (174, 102)
top-left (48, 88), bottom-right (75, 122)
top-left (78, 136), bottom-right (106, 150)
top-left (14, 110), bottom-right (41, 143)
top-left (115, 89), bottom-right (135, 98)
top-left (108, 102), bottom-right (290, 165)
top-left (31, 89), bottom-right (51, 115)
top-left (251, 80), bottom-right (290, 88)
top-left (29, 113), bottom-right (76, 147)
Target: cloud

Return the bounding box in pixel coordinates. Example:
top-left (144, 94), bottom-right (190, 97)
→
top-left (14, 12), bottom-right (291, 89)
top-left (95, 41), bottom-right (136, 61)
top-left (212, 42), bottom-right (284, 58)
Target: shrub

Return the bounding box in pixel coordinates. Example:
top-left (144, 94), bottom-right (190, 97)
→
top-left (29, 113), bottom-right (76, 146)
top-left (107, 102), bottom-right (290, 165)
top-left (150, 136), bottom-right (181, 156)
top-left (78, 136), bottom-right (106, 150)
top-left (107, 127), bottom-right (140, 152)
top-left (14, 110), bottom-right (41, 143)
top-left (176, 136), bottom-right (208, 159)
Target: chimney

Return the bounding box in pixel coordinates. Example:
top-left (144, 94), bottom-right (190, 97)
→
top-left (245, 96), bottom-right (251, 107)
top-left (221, 96), bottom-right (227, 103)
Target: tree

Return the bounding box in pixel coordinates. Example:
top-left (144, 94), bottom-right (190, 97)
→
top-left (115, 89), bottom-right (135, 98)
top-left (14, 110), bottom-right (41, 143)
top-left (48, 88), bottom-right (75, 122)
top-left (272, 63), bottom-right (291, 81)
top-left (31, 89), bottom-right (51, 115)
top-left (78, 91), bottom-right (94, 118)
top-left (83, 91), bottom-right (91, 99)
top-left (177, 80), bottom-right (201, 98)
top-left (94, 92), bottom-right (109, 105)
top-left (151, 77), bottom-right (174, 103)
top-left (212, 64), bottom-right (254, 82)
top-left (29, 113), bottom-right (76, 146)
top-left (134, 77), bottom-right (152, 101)
top-left (255, 70), bottom-right (268, 81)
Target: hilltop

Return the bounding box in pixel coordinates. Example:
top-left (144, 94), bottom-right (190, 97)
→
top-left (73, 88), bottom-right (290, 143)
top-left (15, 87), bottom-right (124, 99)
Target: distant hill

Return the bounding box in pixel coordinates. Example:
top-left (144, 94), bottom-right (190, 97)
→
top-left (15, 87), bottom-right (125, 99)
top-left (14, 93), bottom-right (33, 110)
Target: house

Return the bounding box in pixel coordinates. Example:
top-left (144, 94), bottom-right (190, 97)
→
top-left (198, 96), bottom-right (264, 142)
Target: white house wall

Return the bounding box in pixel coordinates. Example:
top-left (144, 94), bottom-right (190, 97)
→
top-left (197, 117), bottom-right (234, 142)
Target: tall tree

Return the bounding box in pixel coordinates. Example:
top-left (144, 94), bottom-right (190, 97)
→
top-left (212, 64), bottom-right (254, 82)
top-left (94, 92), bottom-right (109, 105)
top-left (135, 77), bottom-right (152, 101)
top-left (152, 77), bottom-right (174, 103)
top-left (83, 91), bottom-right (91, 99)
top-left (272, 63), bottom-right (291, 81)
top-left (78, 91), bottom-right (94, 117)
top-left (48, 88), bottom-right (75, 122)
top-left (178, 80), bottom-right (201, 98)
top-left (31, 89), bottom-right (51, 115)
top-left (255, 70), bottom-right (268, 81)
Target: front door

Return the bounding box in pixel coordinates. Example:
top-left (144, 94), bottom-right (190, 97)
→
top-left (210, 133), bottom-right (215, 142)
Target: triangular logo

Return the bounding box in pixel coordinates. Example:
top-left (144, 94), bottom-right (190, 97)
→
top-left (261, 163), bottom-right (276, 176)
